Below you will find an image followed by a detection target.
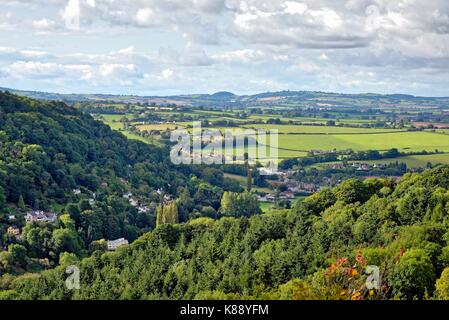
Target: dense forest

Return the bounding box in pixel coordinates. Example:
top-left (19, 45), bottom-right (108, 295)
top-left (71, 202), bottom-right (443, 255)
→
top-left (2, 165), bottom-right (449, 300)
top-left (0, 92), bottom-right (243, 275)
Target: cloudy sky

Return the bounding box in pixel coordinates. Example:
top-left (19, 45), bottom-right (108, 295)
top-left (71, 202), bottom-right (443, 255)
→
top-left (1, 0), bottom-right (449, 96)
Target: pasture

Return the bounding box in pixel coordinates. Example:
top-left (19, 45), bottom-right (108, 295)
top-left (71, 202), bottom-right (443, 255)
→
top-left (96, 111), bottom-right (449, 164)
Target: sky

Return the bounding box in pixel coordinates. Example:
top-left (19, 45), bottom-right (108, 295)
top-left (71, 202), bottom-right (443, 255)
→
top-left (1, 0), bottom-right (449, 97)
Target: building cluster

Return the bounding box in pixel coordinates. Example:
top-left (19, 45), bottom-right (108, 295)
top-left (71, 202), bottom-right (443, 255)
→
top-left (328, 162), bottom-right (387, 171)
top-left (25, 211), bottom-right (57, 223)
top-left (123, 192), bottom-right (163, 214)
top-left (256, 167), bottom-right (320, 203)
top-left (5, 210), bottom-right (58, 241)
top-left (257, 191), bottom-right (295, 203)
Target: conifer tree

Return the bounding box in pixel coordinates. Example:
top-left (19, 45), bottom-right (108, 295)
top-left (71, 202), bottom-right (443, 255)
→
top-left (18, 195), bottom-right (25, 210)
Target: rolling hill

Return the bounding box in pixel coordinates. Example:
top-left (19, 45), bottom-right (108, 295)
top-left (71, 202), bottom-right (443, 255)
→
top-left (2, 87), bottom-right (448, 109)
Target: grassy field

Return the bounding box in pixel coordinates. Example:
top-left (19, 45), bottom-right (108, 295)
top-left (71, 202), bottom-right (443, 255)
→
top-left (96, 114), bottom-right (161, 145)
top-left (223, 173), bottom-right (273, 193)
top-left (361, 154), bottom-right (449, 168)
top-left (184, 124), bottom-right (449, 159)
top-left (277, 131), bottom-right (449, 154)
top-left (136, 123), bottom-right (186, 131)
top-left (245, 124), bottom-right (403, 134)
top-left (97, 112), bottom-right (449, 163)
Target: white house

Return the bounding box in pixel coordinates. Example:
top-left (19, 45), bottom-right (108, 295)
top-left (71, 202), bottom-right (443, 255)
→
top-left (26, 211), bottom-right (57, 223)
top-left (107, 238), bottom-right (129, 251)
top-left (129, 198), bottom-right (138, 207)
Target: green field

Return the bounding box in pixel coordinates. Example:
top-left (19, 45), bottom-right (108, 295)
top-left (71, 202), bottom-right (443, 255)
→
top-left (309, 153), bottom-right (449, 170)
top-left (223, 173), bottom-right (273, 193)
top-left (260, 196), bottom-right (306, 212)
top-left (362, 154), bottom-right (449, 168)
top-left (187, 125), bottom-right (449, 159)
top-left (97, 112), bottom-right (449, 163)
top-left (137, 123), bottom-right (186, 131)
top-left (246, 124), bottom-right (402, 134)
top-left (277, 131), bottom-right (449, 154)
top-left (96, 114), bottom-right (161, 145)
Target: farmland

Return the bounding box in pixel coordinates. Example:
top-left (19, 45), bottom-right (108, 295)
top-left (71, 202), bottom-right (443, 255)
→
top-left (245, 124), bottom-right (403, 134)
top-left (359, 153), bottom-right (449, 168)
top-left (90, 100), bottom-right (449, 168)
top-left (96, 114), bottom-right (449, 164)
top-left (277, 131), bottom-right (449, 154)
top-left (136, 123), bottom-right (187, 131)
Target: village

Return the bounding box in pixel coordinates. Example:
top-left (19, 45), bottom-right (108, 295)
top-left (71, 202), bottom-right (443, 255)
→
top-left (2, 187), bottom-right (174, 252)
top-left (255, 159), bottom-right (406, 204)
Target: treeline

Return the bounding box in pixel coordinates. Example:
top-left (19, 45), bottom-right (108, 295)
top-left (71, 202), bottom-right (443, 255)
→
top-left (3, 166), bottom-right (449, 300)
top-left (280, 148), bottom-right (441, 170)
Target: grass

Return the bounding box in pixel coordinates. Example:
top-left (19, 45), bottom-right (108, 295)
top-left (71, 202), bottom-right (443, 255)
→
top-left (361, 154), bottom-right (449, 168)
top-left (136, 123), bottom-right (185, 132)
top-left (97, 112), bottom-right (449, 163)
top-left (277, 131), bottom-right (449, 154)
top-left (96, 114), bottom-right (161, 145)
top-left (164, 126), bottom-right (449, 160)
top-left (224, 173), bottom-right (273, 193)
top-left (245, 124), bottom-right (402, 134)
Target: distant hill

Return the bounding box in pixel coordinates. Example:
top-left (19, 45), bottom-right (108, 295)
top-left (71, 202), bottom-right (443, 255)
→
top-left (1, 87), bottom-right (449, 109)
top-left (211, 91), bottom-right (236, 99)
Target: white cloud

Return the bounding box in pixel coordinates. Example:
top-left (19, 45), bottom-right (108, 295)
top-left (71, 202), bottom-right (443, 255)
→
top-left (160, 68), bottom-right (174, 79)
top-left (134, 8), bottom-right (155, 27)
top-left (309, 8), bottom-right (342, 29)
top-left (319, 53), bottom-right (329, 60)
top-left (99, 64), bottom-right (140, 78)
top-left (211, 49), bottom-right (266, 63)
top-left (283, 1), bottom-right (307, 15)
top-left (32, 18), bottom-right (56, 31)
top-left (0, 47), bottom-right (51, 61)
top-left (7, 61), bottom-right (64, 79)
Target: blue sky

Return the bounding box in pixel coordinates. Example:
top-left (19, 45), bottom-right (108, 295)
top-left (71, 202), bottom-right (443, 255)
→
top-left (1, 0), bottom-right (449, 96)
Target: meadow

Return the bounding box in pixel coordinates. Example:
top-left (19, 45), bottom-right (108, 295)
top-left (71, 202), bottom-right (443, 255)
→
top-left (136, 123), bottom-right (186, 131)
top-left (96, 110), bottom-right (449, 166)
top-left (245, 124), bottom-right (403, 134)
top-left (95, 114), bottom-right (161, 144)
top-left (361, 153), bottom-right (449, 168)
top-left (276, 131), bottom-right (449, 154)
